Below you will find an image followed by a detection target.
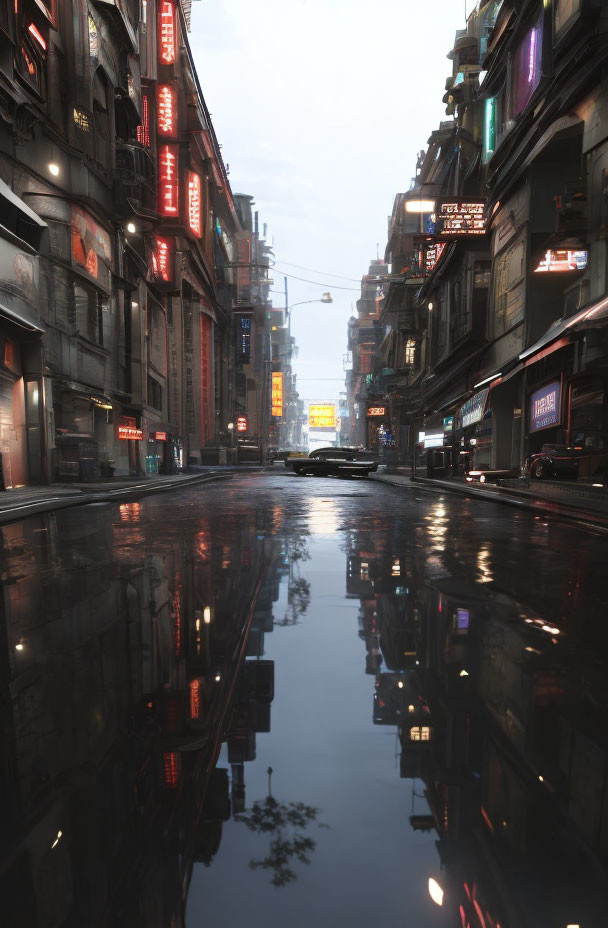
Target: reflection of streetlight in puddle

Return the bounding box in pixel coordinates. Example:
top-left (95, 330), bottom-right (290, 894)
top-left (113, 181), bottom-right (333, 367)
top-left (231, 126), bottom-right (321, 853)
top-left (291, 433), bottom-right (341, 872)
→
top-left (307, 497), bottom-right (339, 535)
top-left (476, 546), bottom-right (493, 583)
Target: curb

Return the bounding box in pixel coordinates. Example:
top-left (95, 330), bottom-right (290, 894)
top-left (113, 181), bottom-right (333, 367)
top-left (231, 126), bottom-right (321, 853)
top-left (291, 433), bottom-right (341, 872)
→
top-left (0, 468), bottom-right (264, 526)
top-left (371, 473), bottom-right (608, 532)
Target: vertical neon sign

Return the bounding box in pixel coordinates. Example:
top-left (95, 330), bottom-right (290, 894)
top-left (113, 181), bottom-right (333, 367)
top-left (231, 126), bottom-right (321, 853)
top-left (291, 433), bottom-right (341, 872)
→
top-left (158, 144), bottom-right (179, 216)
top-left (158, 0), bottom-right (176, 66)
top-left (157, 84), bottom-right (177, 137)
top-left (153, 236), bottom-right (172, 282)
top-left (188, 172), bottom-right (202, 237)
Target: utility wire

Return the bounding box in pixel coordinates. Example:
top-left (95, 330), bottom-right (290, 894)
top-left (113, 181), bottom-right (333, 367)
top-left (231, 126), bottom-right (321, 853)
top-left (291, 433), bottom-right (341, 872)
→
top-left (274, 269), bottom-right (361, 291)
top-left (273, 261), bottom-right (361, 283)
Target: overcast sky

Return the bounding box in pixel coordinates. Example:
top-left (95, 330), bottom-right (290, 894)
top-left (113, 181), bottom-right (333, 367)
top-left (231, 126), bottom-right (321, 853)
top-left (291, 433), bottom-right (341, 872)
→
top-left (190, 0), bottom-right (469, 411)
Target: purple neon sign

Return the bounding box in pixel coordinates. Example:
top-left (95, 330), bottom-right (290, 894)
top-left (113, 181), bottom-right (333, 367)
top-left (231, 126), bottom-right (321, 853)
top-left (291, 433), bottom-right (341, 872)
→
top-left (530, 381), bottom-right (561, 432)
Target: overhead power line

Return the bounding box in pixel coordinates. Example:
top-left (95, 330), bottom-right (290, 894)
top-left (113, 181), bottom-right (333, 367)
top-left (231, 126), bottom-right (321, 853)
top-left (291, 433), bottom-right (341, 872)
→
top-left (275, 269), bottom-right (361, 291)
top-left (274, 261), bottom-right (361, 283)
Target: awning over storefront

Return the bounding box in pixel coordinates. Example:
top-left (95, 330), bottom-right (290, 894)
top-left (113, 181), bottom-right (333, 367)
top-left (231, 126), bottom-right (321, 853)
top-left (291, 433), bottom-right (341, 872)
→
top-left (0, 178), bottom-right (47, 250)
top-left (0, 302), bottom-right (44, 333)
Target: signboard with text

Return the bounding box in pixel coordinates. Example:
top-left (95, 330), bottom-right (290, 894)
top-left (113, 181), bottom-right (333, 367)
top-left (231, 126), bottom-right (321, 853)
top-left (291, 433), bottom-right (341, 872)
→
top-left (367, 407), bottom-right (386, 417)
top-left (272, 373), bottom-right (283, 417)
top-left (530, 381), bottom-right (561, 432)
top-left (309, 404), bottom-right (336, 429)
top-left (460, 388), bottom-right (489, 428)
top-left (436, 199), bottom-right (487, 238)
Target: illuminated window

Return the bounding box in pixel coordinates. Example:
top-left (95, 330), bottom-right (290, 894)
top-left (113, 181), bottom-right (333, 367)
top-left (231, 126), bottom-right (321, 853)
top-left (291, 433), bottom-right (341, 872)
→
top-left (73, 107), bottom-right (90, 131)
top-left (88, 14), bottom-right (98, 59)
top-left (405, 338), bottom-right (416, 366)
top-left (360, 561), bottom-right (369, 581)
top-left (410, 726), bottom-right (430, 741)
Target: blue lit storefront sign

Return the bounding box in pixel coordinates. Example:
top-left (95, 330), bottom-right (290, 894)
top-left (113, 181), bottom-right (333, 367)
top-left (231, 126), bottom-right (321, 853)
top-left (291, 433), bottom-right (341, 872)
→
top-left (530, 381), bottom-right (561, 432)
top-left (460, 389), bottom-right (489, 428)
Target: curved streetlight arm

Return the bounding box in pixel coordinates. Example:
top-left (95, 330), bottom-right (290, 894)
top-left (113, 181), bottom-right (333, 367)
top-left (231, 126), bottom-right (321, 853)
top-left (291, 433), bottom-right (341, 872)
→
top-left (287, 293), bottom-right (332, 339)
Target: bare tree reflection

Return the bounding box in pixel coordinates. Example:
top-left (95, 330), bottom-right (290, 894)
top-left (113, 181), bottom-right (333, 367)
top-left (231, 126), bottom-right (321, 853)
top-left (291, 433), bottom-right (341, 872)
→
top-left (276, 535), bottom-right (311, 627)
top-left (235, 769), bottom-right (324, 887)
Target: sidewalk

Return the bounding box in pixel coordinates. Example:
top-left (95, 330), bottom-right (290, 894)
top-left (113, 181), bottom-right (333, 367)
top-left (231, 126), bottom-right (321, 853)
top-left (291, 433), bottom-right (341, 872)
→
top-left (372, 467), bottom-right (608, 529)
top-left (0, 465), bottom-right (264, 525)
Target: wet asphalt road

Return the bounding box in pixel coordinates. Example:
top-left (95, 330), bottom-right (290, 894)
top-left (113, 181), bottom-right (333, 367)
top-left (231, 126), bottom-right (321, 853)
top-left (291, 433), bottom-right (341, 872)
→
top-left (2, 472), bottom-right (607, 928)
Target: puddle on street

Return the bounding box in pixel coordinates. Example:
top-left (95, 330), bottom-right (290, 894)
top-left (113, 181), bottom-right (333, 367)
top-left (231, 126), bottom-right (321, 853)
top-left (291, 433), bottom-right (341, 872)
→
top-left (1, 475), bottom-right (607, 927)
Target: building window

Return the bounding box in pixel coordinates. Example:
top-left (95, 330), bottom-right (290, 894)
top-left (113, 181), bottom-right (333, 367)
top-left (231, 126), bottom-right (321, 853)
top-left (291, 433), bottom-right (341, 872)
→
top-left (555, 0), bottom-right (581, 37)
top-left (92, 69), bottom-right (111, 170)
top-left (147, 375), bottom-right (163, 411)
top-left (492, 231), bottom-right (526, 336)
top-left (18, 25), bottom-right (46, 96)
top-left (410, 726), bottom-right (430, 742)
top-left (73, 283), bottom-right (104, 346)
top-left (510, 12), bottom-right (543, 117)
top-left (405, 338), bottom-right (416, 366)
top-left (239, 316), bottom-right (251, 362)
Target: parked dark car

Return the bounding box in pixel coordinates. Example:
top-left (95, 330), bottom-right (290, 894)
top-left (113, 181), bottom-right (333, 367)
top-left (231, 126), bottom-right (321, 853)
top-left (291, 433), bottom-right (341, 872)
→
top-left (285, 447), bottom-right (379, 477)
top-left (527, 444), bottom-right (579, 480)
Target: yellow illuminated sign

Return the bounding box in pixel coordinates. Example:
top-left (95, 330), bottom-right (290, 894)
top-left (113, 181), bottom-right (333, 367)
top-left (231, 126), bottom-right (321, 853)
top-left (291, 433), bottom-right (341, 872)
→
top-left (272, 372), bottom-right (283, 417)
top-left (309, 404), bottom-right (336, 429)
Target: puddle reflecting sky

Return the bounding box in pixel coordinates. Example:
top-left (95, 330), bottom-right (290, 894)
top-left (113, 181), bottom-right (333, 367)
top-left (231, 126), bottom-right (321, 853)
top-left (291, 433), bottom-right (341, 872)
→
top-left (1, 475), bottom-right (607, 927)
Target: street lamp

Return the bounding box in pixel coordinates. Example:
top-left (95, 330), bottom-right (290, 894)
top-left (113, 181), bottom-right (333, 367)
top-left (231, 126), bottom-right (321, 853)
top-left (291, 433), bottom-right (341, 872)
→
top-left (287, 292), bottom-right (333, 339)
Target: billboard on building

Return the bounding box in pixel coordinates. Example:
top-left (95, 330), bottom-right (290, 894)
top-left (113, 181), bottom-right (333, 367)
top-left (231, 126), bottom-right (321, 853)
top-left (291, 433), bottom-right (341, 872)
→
top-left (530, 381), bottom-right (561, 432)
top-left (272, 373), bottom-right (283, 417)
top-left (436, 199), bottom-right (487, 238)
top-left (309, 404), bottom-right (336, 429)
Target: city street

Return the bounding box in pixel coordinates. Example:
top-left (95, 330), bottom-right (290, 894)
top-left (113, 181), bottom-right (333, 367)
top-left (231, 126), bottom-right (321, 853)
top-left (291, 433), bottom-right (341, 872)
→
top-left (2, 472), bottom-right (607, 926)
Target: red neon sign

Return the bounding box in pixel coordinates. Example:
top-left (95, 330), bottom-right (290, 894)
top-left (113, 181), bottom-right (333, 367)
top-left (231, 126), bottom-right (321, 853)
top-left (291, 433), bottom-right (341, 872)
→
top-left (136, 93), bottom-right (150, 148)
top-left (188, 172), bottom-right (202, 237)
top-left (189, 679), bottom-right (202, 719)
top-left (163, 751), bottom-right (180, 789)
top-left (158, 0), bottom-right (176, 66)
top-left (154, 431), bottom-right (167, 441)
top-left (236, 416), bottom-right (247, 432)
top-left (28, 23), bottom-right (47, 51)
top-left (157, 84), bottom-right (177, 137)
top-left (151, 236), bottom-right (172, 282)
top-left (158, 144), bottom-right (179, 216)
top-left (118, 425), bottom-right (143, 440)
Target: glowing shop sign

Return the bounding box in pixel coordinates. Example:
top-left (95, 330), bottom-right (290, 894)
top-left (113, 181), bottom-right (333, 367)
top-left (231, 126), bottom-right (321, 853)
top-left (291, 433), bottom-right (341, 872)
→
top-left (272, 373), bottom-right (283, 417)
top-left (188, 171), bottom-right (202, 237)
top-left (436, 199), bottom-right (487, 238)
top-left (137, 93), bottom-right (150, 147)
top-left (425, 241), bottom-right (446, 274)
top-left (158, 145), bottom-right (179, 216)
top-left (118, 425), bottom-right (143, 440)
top-left (189, 679), bottom-right (202, 719)
top-left (154, 431), bottom-right (167, 441)
top-left (534, 250), bottom-right (588, 273)
top-left (461, 388), bottom-right (489, 428)
top-left (236, 416), bottom-right (247, 432)
top-left (309, 404), bottom-right (336, 429)
top-left (157, 83), bottom-right (177, 136)
top-left (367, 407), bottom-right (386, 417)
top-left (150, 236), bottom-right (172, 282)
top-left (530, 381), bottom-right (561, 432)
top-left (158, 0), bottom-right (176, 66)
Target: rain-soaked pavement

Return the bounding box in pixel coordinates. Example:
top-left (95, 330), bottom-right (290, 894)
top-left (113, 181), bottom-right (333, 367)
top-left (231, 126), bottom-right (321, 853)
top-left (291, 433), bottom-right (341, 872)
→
top-left (2, 472), bottom-right (608, 927)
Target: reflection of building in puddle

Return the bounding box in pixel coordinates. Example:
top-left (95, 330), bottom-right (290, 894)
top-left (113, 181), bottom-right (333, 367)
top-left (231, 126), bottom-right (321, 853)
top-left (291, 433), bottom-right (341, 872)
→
top-left (307, 497), bottom-right (340, 535)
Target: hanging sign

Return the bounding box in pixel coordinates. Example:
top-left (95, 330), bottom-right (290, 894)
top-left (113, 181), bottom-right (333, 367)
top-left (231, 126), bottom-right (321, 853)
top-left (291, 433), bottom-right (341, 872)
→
top-left (157, 83), bottom-right (177, 137)
top-left (158, 0), bottom-right (176, 66)
top-left (272, 373), bottom-right (283, 417)
top-left (436, 199), bottom-right (487, 238)
top-left (236, 415), bottom-right (247, 432)
top-left (367, 407), bottom-right (386, 417)
top-left (188, 172), bottom-right (202, 237)
top-left (309, 404), bottom-right (336, 428)
top-left (158, 145), bottom-right (179, 217)
top-left (460, 388), bottom-right (489, 428)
